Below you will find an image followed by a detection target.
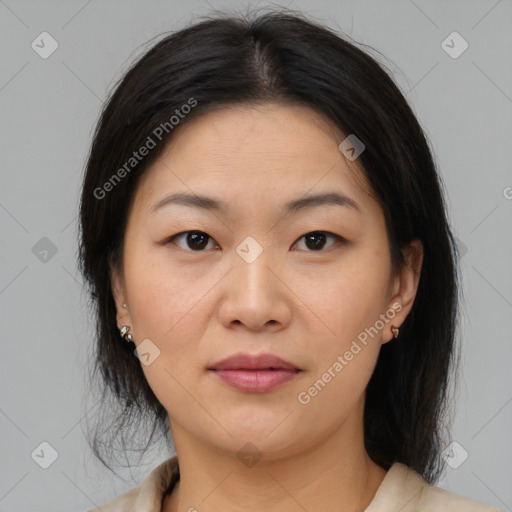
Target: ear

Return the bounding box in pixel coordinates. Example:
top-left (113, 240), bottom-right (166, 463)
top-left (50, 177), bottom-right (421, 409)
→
top-left (109, 257), bottom-right (132, 331)
top-left (383, 239), bottom-right (423, 344)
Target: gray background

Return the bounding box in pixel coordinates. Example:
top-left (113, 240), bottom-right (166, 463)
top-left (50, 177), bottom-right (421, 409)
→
top-left (1, 0), bottom-right (511, 510)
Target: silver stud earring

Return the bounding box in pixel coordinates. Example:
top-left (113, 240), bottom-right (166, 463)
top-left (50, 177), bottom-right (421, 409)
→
top-left (120, 325), bottom-right (133, 342)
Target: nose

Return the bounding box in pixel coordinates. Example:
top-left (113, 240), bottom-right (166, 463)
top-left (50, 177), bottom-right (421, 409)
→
top-left (218, 243), bottom-right (292, 332)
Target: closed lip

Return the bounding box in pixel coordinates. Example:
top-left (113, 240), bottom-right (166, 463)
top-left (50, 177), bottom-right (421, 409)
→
top-left (208, 353), bottom-right (301, 371)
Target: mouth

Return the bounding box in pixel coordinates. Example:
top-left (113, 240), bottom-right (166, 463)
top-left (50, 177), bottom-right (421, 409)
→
top-left (208, 352), bottom-right (301, 372)
top-left (208, 353), bottom-right (302, 393)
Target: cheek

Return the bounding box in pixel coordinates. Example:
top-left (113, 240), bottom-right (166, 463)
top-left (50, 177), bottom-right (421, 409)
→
top-left (124, 246), bottom-right (215, 340)
top-left (306, 252), bottom-right (391, 337)
top-left (296, 345), bottom-right (379, 432)
top-left (295, 249), bottom-right (390, 397)
top-left (296, 276), bottom-right (385, 420)
top-left (124, 248), bottom-right (216, 384)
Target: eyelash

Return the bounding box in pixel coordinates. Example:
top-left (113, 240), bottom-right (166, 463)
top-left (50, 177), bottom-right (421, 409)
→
top-left (165, 230), bottom-right (346, 252)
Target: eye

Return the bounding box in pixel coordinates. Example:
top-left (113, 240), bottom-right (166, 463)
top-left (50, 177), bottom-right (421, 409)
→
top-left (167, 230), bottom-right (219, 251)
top-left (293, 231), bottom-right (344, 251)
top-left (166, 230), bottom-right (345, 252)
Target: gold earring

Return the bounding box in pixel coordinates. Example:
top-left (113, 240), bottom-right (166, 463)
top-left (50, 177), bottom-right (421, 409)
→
top-left (120, 325), bottom-right (133, 342)
top-left (391, 325), bottom-right (399, 338)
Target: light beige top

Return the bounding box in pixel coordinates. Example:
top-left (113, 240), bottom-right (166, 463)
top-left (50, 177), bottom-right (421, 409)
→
top-left (86, 455), bottom-right (502, 512)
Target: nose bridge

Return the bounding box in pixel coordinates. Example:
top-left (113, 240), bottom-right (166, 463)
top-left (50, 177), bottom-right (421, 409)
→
top-left (233, 234), bottom-right (274, 289)
top-left (221, 237), bottom-right (278, 330)
top-left (225, 234), bottom-right (285, 316)
top-left (217, 229), bottom-right (293, 331)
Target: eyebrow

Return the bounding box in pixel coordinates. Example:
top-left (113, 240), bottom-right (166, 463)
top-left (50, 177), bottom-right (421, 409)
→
top-left (150, 191), bottom-right (361, 215)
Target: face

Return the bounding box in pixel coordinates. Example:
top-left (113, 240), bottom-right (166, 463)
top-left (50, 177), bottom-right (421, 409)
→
top-left (112, 103), bottom-right (422, 460)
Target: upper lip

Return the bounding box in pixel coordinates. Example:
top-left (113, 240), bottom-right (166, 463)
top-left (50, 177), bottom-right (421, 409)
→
top-left (208, 353), bottom-right (300, 371)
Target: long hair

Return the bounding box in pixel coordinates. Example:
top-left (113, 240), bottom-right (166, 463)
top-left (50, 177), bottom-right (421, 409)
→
top-left (78, 7), bottom-right (460, 484)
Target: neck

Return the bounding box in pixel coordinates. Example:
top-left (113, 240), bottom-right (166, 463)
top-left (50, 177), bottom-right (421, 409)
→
top-left (162, 401), bottom-right (388, 512)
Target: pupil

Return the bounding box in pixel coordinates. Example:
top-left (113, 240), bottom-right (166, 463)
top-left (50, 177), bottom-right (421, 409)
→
top-left (306, 232), bottom-right (325, 250)
top-left (188, 231), bottom-right (208, 250)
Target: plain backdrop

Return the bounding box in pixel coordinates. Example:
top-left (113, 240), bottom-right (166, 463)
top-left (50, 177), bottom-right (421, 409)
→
top-left (0, 1), bottom-right (511, 511)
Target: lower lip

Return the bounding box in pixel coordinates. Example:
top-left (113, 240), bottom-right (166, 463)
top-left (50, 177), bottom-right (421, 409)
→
top-left (209, 369), bottom-right (300, 392)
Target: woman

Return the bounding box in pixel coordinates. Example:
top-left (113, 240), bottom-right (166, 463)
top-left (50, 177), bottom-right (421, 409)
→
top-left (78, 8), bottom-right (501, 512)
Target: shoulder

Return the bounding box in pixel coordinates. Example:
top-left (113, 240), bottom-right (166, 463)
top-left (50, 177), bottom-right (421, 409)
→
top-left (415, 483), bottom-right (503, 511)
top-left (83, 455), bottom-right (180, 512)
top-left (366, 462), bottom-right (503, 512)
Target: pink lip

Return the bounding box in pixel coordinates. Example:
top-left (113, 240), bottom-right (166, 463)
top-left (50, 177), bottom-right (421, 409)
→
top-left (211, 369), bottom-right (299, 392)
top-left (208, 353), bottom-right (302, 393)
top-left (209, 353), bottom-right (300, 371)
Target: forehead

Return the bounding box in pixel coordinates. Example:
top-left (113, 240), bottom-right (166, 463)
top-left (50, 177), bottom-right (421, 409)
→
top-left (132, 103), bottom-right (375, 216)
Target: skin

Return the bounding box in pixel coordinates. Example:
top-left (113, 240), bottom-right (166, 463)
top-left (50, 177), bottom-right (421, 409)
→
top-left (111, 103), bottom-right (423, 512)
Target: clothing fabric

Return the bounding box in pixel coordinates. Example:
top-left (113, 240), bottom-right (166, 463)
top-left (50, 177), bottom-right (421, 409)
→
top-left (85, 455), bottom-right (502, 511)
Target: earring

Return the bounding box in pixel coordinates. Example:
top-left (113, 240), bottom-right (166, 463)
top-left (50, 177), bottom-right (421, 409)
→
top-left (120, 325), bottom-right (133, 342)
top-left (391, 325), bottom-right (399, 339)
